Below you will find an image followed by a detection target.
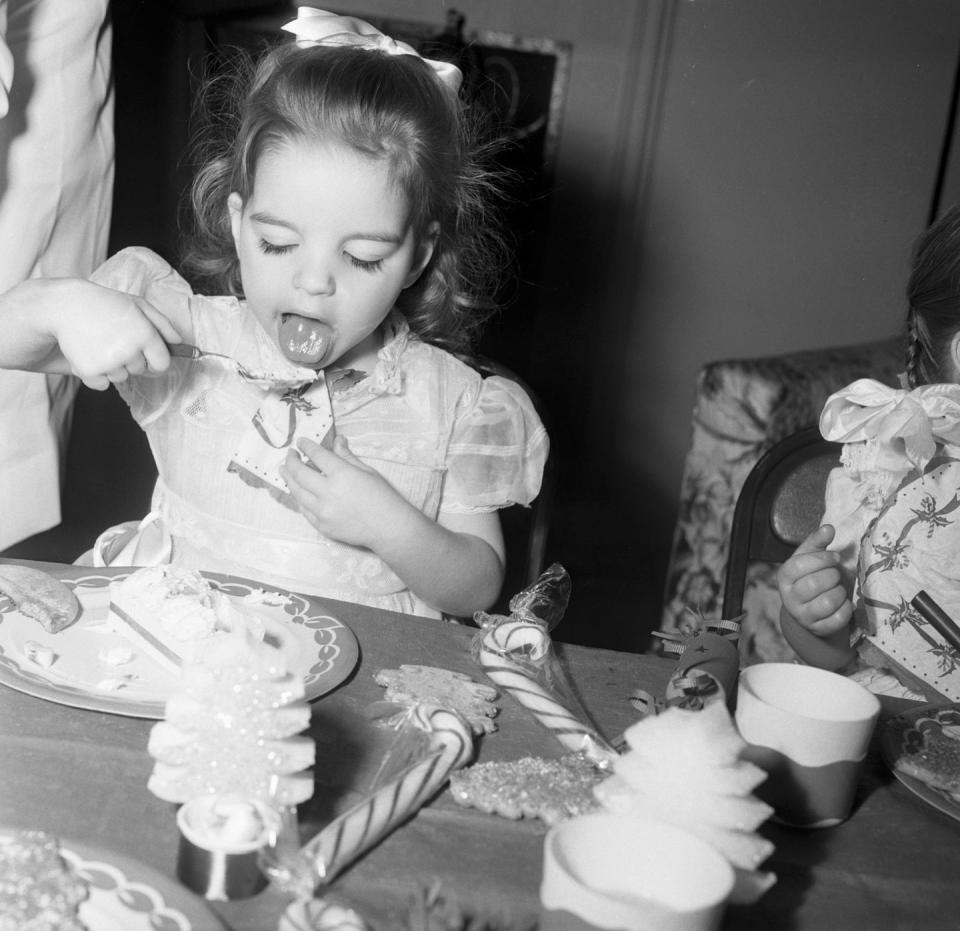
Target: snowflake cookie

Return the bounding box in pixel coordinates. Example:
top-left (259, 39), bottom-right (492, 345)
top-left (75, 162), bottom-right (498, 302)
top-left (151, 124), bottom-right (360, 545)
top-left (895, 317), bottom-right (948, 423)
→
top-left (373, 664), bottom-right (500, 735)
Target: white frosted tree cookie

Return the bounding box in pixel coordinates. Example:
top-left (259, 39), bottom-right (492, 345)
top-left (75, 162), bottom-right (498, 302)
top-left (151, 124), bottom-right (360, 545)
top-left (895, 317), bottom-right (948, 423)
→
top-left (373, 664), bottom-right (499, 735)
top-left (595, 701), bottom-right (776, 904)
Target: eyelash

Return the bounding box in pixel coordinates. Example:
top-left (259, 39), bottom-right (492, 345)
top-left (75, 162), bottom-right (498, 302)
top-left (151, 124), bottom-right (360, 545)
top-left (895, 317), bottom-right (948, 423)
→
top-left (257, 239), bottom-right (384, 273)
top-left (349, 256), bottom-right (383, 273)
top-left (258, 240), bottom-right (293, 256)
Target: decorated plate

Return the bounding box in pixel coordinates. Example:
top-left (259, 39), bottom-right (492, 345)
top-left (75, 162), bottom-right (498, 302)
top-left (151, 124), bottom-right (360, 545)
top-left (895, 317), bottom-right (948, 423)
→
top-left (1, 830), bottom-right (226, 930)
top-left (0, 568), bottom-right (359, 717)
top-left (880, 702), bottom-right (960, 822)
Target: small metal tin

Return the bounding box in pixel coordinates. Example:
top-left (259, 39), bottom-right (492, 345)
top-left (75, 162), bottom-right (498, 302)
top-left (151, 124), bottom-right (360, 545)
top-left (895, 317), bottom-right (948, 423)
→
top-left (176, 795), bottom-right (281, 901)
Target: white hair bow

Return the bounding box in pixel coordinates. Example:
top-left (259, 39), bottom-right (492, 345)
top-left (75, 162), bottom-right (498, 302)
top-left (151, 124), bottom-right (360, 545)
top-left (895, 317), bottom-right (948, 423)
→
top-left (820, 377), bottom-right (960, 473)
top-left (282, 7), bottom-right (463, 93)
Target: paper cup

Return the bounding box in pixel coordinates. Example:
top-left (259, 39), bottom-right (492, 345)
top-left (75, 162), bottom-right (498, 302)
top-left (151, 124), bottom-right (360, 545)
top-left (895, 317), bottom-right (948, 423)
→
top-left (176, 795), bottom-right (281, 900)
top-left (735, 663), bottom-right (880, 828)
top-left (540, 813), bottom-right (734, 931)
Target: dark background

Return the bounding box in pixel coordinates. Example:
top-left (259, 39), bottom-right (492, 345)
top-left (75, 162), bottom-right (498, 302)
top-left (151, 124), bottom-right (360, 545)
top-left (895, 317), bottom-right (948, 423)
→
top-left (2, 1), bottom-right (655, 653)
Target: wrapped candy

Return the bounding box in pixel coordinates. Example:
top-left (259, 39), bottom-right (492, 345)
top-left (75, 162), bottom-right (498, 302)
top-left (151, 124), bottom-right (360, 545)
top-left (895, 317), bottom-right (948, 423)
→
top-left (472, 564), bottom-right (618, 769)
top-left (278, 898), bottom-right (369, 931)
top-left (633, 613), bottom-right (742, 718)
top-left (265, 703), bottom-right (474, 898)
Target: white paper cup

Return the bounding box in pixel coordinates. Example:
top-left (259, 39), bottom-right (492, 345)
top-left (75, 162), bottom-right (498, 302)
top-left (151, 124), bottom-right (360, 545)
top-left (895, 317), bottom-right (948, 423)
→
top-left (539, 813), bottom-right (734, 931)
top-left (735, 663), bottom-right (881, 828)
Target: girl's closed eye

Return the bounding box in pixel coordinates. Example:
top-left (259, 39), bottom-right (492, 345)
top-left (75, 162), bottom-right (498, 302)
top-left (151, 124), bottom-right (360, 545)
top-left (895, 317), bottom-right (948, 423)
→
top-left (348, 254), bottom-right (384, 273)
top-left (258, 238), bottom-right (295, 256)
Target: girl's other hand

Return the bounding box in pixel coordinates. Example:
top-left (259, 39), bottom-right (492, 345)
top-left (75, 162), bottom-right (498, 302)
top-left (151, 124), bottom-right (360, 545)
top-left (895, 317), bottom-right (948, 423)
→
top-left (282, 434), bottom-right (505, 616)
top-left (50, 280), bottom-right (182, 390)
top-left (280, 435), bottom-right (406, 549)
top-left (776, 524), bottom-right (853, 638)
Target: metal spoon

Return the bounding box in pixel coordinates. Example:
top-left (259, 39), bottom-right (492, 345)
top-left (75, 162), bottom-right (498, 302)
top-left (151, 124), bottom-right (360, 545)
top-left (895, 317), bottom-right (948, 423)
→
top-left (168, 342), bottom-right (263, 381)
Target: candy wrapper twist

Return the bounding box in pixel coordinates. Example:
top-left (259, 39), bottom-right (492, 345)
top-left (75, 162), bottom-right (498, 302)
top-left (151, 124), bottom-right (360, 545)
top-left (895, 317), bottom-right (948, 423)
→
top-left (262, 702), bottom-right (474, 898)
top-left (472, 564), bottom-right (618, 769)
top-left (632, 614), bottom-right (742, 719)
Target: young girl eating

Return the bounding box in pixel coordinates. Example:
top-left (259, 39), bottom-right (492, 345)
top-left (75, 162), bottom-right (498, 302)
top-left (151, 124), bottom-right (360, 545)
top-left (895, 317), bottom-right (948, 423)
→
top-left (0, 8), bottom-right (548, 619)
top-left (777, 204), bottom-right (960, 700)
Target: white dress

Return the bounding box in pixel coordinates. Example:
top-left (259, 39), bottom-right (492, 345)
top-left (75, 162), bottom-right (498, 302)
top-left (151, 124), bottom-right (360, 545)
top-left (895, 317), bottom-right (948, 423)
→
top-left (820, 378), bottom-right (960, 700)
top-left (0, 0), bottom-right (114, 548)
top-left (88, 248), bottom-right (550, 617)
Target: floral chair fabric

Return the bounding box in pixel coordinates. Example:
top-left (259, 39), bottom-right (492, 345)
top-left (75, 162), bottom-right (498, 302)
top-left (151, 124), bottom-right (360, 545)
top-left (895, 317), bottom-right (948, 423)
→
top-left (660, 338), bottom-right (904, 665)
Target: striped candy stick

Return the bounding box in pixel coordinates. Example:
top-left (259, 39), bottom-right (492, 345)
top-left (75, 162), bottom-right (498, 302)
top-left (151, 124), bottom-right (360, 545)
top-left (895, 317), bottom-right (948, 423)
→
top-left (285, 704), bottom-right (474, 894)
top-left (477, 619), bottom-right (618, 768)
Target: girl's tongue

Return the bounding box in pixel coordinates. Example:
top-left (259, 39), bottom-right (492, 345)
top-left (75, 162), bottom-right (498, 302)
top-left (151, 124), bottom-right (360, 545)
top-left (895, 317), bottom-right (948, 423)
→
top-left (279, 314), bottom-right (333, 366)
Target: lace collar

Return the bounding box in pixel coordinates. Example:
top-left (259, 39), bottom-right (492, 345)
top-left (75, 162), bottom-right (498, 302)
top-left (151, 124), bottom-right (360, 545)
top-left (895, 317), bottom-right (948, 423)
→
top-left (337, 310), bottom-right (412, 398)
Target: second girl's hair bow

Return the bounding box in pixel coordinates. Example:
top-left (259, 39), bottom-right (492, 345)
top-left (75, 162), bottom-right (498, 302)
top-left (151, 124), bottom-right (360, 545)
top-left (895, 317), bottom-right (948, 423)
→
top-left (820, 377), bottom-right (960, 473)
top-left (282, 7), bottom-right (463, 93)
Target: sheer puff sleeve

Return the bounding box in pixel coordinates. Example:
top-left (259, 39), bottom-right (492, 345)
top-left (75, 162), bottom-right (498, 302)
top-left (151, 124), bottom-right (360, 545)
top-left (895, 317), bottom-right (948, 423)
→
top-left (441, 374), bottom-right (549, 514)
top-left (89, 246), bottom-right (195, 336)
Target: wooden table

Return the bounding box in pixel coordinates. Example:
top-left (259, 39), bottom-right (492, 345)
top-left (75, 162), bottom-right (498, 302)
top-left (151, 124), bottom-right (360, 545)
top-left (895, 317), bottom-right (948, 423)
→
top-left (1, 560), bottom-right (958, 930)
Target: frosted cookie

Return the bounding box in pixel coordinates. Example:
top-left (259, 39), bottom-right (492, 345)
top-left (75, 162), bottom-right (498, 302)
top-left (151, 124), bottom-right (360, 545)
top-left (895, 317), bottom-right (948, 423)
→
top-left (0, 830), bottom-right (88, 931)
top-left (373, 664), bottom-right (499, 735)
top-left (449, 755), bottom-right (605, 825)
top-left (895, 727), bottom-right (960, 799)
top-left (0, 565), bottom-right (81, 633)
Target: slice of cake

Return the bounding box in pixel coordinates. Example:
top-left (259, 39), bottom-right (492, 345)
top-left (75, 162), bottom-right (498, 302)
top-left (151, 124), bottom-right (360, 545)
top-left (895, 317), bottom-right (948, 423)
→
top-left (106, 566), bottom-right (262, 675)
top-left (0, 830), bottom-right (88, 931)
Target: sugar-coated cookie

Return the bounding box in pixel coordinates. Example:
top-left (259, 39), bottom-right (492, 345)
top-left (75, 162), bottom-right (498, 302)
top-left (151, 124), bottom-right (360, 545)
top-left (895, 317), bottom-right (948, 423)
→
top-left (0, 830), bottom-right (88, 931)
top-left (449, 755), bottom-right (605, 825)
top-left (896, 727), bottom-right (960, 799)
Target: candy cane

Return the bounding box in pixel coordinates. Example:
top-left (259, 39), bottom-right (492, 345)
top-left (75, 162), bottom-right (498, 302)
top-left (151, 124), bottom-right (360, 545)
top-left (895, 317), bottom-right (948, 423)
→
top-left (285, 704), bottom-right (473, 894)
top-left (478, 620), bottom-right (618, 768)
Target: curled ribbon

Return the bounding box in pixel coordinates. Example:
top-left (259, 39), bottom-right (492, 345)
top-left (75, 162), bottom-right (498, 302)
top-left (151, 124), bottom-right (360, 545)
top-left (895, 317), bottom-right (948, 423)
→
top-left (252, 388), bottom-right (331, 451)
top-left (819, 378), bottom-right (960, 473)
top-left (282, 7), bottom-right (463, 93)
top-left (228, 376), bottom-right (335, 508)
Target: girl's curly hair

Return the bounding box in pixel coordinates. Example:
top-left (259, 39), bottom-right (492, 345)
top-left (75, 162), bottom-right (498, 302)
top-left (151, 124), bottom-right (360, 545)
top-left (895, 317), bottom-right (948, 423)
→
top-left (904, 204), bottom-right (960, 388)
top-left (180, 41), bottom-right (510, 355)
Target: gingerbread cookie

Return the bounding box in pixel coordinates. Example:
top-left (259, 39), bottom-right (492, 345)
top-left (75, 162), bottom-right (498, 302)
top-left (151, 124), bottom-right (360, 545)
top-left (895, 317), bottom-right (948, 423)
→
top-left (448, 755), bottom-right (606, 825)
top-left (373, 664), bottom-right (499, 735)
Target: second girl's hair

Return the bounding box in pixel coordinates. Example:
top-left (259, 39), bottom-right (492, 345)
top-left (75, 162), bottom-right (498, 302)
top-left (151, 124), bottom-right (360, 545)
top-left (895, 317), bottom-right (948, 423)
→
top-left (905, 204), bottom-right (960, 388)
top-left (181, 42), bottom-right (508, 353)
